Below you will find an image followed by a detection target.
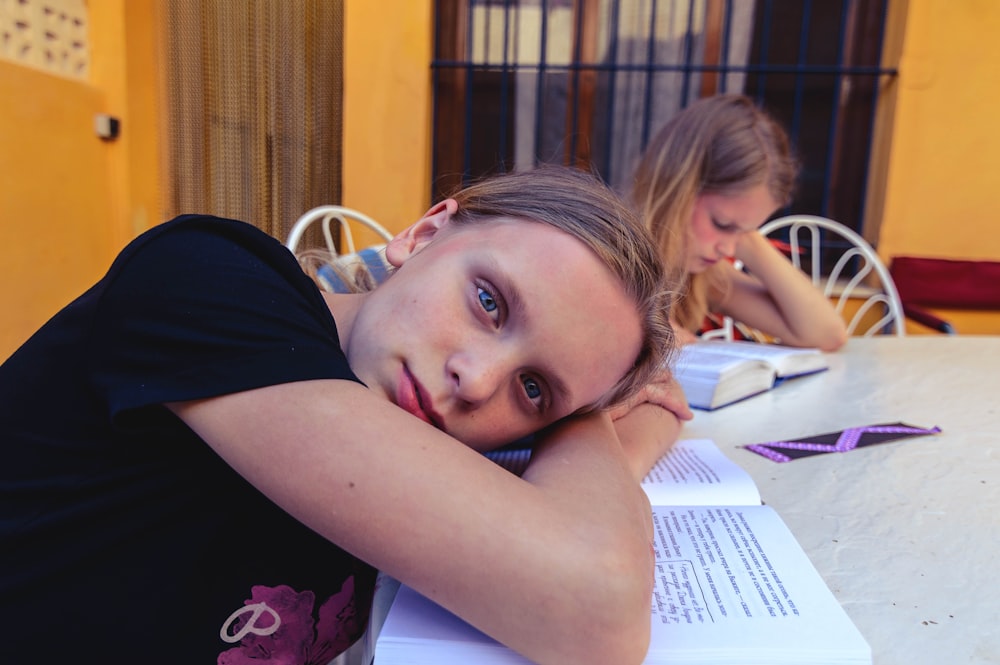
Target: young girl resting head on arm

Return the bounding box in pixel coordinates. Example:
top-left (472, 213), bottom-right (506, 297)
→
top-left (0, 166), bottom-right (674, 665)
top-left (631, 93), bottom-right (847, 351)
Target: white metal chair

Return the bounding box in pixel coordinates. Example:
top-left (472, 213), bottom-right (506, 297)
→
top-left (705, 214), bottom-right (906, 341)
top-left (285, 205), bottom-right (394, 254)
top-left (286, 205), bottom-right (395, 293)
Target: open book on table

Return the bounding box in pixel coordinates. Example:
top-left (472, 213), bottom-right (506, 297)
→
top-left (674, 340), bottom-right (828, 410)
top-left (374, 439), bottom-right (871, 665)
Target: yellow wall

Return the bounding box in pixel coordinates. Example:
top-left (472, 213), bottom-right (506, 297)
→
top-left (0, 0), bottom-right (160, 359)
top-left (342, 0), bottom-right (434, 244)
top-left (0, 61), bottom-right (116, 356)
top-left (879, 1), bottom-right (1000, 261)
top-left (89, 0), bottom-right (163, 245)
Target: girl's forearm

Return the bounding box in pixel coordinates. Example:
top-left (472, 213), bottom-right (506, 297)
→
top-left (173, 382), bottom-right (653, 665)
top-left (732, 233), bottom-right (848, 349)
top-left (518, 413), bottom-right (656, 664)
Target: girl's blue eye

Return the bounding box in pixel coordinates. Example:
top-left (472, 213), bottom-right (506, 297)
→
top-left (478, 287), bottom-right (497, 312)
top-left (522, 376), bottom-right (541, 400)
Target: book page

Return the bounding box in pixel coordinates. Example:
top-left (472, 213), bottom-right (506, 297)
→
top-left (641, 439), bottom-right (761, 506)
top-left (647, 505), bottom-right (870, 663)
top-left (675, 345), bottom-right (770, 379)
top-left (674, 347), bottom-right (776, 409)
top-left (690, 340), bottom-right (808, 361)
top-left (377, 585), bottom-right (536, 665)
top-left (376, 505), bottom-right (870, 665)
top-left (690, 340), bottom-right (827, 378)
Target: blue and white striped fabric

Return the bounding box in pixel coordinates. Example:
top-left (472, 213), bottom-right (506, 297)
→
top-left (315, 245), bottom-right (392, 293)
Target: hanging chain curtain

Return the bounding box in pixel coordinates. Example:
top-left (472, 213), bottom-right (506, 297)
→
top-left (157, 0), bottom-right (343, 242)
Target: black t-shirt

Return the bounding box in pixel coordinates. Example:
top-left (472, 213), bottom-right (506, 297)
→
top-left (0, 215), bottom-right (376, 664)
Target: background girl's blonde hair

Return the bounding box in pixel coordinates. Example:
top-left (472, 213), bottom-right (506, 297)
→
top-left (630, 94), bottom-right (799, 331)
top-left (302, 165), bottom-right (677, 411)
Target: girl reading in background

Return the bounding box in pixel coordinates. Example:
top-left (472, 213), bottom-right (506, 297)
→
top-left (631, 93), bottom-right (847, 351)
top-left (1, 167), bottom-right (676, 665)
top-left (609, 95), bottom-right (847, 475)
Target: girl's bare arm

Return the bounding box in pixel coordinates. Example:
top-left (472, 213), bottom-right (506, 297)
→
top-left (169, 378), bottom-right (654, 665)
top-left (717, 232), bottom-right (847, 350)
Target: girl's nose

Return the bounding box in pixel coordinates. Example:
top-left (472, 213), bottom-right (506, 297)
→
top-left (447, 348), bottom-right (507, 407)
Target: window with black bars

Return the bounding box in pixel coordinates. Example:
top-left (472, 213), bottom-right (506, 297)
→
top-left (432, 0), bottom-right (899, 265)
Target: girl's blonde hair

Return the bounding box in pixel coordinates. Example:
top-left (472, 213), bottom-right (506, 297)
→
top-left (303, 166), bottom-right (677, 411)
top-left (630, 94), bottom-right (799, 331)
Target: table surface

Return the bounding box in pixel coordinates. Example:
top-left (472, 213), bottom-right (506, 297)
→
top-left (681, 335), bottom-right (1000, 665)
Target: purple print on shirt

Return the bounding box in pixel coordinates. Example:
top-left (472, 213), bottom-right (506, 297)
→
top-left (218, 576), bottom-right (362, 664)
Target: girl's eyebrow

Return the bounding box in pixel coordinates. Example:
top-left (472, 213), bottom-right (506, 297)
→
top-left (487, 256), bottom-right (574, 411)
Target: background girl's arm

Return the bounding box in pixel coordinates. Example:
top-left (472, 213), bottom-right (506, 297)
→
top-left (169, 378), bottom-right (653, 665)
top-left (716, 231), bottom-right (847, 350)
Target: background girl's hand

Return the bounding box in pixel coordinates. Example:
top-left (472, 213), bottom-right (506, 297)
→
top-left (732, 228), bottom-right (774, 268)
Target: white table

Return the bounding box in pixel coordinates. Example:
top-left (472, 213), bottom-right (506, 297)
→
top-left (681, 336), bottom-right (1000, 665)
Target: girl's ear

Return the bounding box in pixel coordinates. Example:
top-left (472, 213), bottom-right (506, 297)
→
top-left (384, 198), bottom-right (459, 268)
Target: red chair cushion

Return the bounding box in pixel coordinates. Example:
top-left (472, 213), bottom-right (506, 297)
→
top-left (889, 256), bottom-right (1000, 309)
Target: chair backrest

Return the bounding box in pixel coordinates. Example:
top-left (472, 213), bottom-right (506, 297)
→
top-left (758, 215), bottom-right (905, 337)
top-left (889, 256), bottom-right (1000, 309)
top-left (285, 205), bottom-right (394, 254)
top-left (704, 214), bottom-right (905, 341)
top-left (286, 205), bottom-right (395, 294)
top-left (889, 255), bottom-right (1000, 334)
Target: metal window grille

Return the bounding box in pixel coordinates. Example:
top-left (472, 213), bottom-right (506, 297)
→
top-left (432, 0), bottom-right (898, 255)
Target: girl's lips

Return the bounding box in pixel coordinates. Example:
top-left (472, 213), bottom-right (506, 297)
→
top-left (398, 366), bottom-right (445, 431)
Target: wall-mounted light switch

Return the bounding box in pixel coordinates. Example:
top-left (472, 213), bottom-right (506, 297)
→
top-left (95, 114), bottom-right (121, 141)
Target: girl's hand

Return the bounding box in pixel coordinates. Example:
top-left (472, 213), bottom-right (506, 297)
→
top-left (732, 228), bottom-right (775, 268)
top-left (607, 366), bottom-right (693, 423)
